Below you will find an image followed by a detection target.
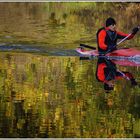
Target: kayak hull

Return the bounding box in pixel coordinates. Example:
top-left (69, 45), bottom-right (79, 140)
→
top-left (76, 47), bottom-right (140, 57)
top-left (76, 47), bottom-right (140, 67)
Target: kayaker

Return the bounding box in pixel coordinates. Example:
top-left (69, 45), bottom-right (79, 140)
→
top-left (97, 17), bottom-right (139, 55)
top-left (96, 58), bottom-right (137, 92)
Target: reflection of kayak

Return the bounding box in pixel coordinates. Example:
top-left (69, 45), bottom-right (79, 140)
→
top-left (76, 47), bottom-right (140, 67)
top-left (111, 59), bottom-right (140, 67)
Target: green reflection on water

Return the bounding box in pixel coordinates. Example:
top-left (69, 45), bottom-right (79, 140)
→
top-left (0, 52), bottom-right (140, 138)
top-left (0, 2), bottom-right (139, 49)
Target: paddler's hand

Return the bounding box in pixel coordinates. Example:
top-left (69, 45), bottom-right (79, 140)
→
top-left (132, 26), bottom-right (139, 35)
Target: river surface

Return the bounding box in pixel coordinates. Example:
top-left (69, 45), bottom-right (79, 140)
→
top-left (0, 2), bottom-right (140, 138)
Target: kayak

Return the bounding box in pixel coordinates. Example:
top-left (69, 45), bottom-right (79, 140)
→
top-left (76, 47), bottom-right (140, 57)
top-left (76, 47), bottom-right (140, 67)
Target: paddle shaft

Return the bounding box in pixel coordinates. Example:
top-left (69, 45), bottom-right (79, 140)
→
top-left (114, 26), bottom-right (140, 48)
top-left (116, 33), bottom-right (132, 46)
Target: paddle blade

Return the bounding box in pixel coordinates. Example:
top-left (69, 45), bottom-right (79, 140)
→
top-left (80, 44), bottom-right (96, 50)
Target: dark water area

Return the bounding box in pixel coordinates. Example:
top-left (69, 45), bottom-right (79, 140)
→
top-left (0, 2), bottom-right (140, 138)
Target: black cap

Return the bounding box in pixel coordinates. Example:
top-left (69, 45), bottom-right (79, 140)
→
top-left (106, 17), bottom-right (116, 27)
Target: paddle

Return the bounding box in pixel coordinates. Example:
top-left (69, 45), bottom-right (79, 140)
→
top-left (115, 25), bottom-right (140, 47)
top-left (116, 33), bottom-right (132, 46)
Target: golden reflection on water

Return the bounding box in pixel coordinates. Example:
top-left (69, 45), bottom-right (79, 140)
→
top-left (0, 2), bottom-right (139, 49)
top-left (0, 52), bottom-right (140, 138)
top-left (0, 2), bottom-right (140, 138)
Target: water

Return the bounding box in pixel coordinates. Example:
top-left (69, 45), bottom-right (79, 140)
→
top-left (0, 52), bottom-right (140, 138)
top-left (0, 2), bottom-right (140, 138)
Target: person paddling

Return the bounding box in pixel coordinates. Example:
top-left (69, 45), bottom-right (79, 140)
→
top-left (96, 17), bottom-right (139, 55)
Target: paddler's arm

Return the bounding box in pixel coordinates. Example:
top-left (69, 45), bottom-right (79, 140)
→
top-left (123, 72), bottom-right (137, 86)
top-left (116, 71), bottom-right (137, 86)
top-left (117, 26), bottom-right (139, 40)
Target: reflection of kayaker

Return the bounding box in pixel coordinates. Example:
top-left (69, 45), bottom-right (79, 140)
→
top-left (95, 57), bottom-right (137, 91)
top-left (96, 17), bottom-right (139, 55)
